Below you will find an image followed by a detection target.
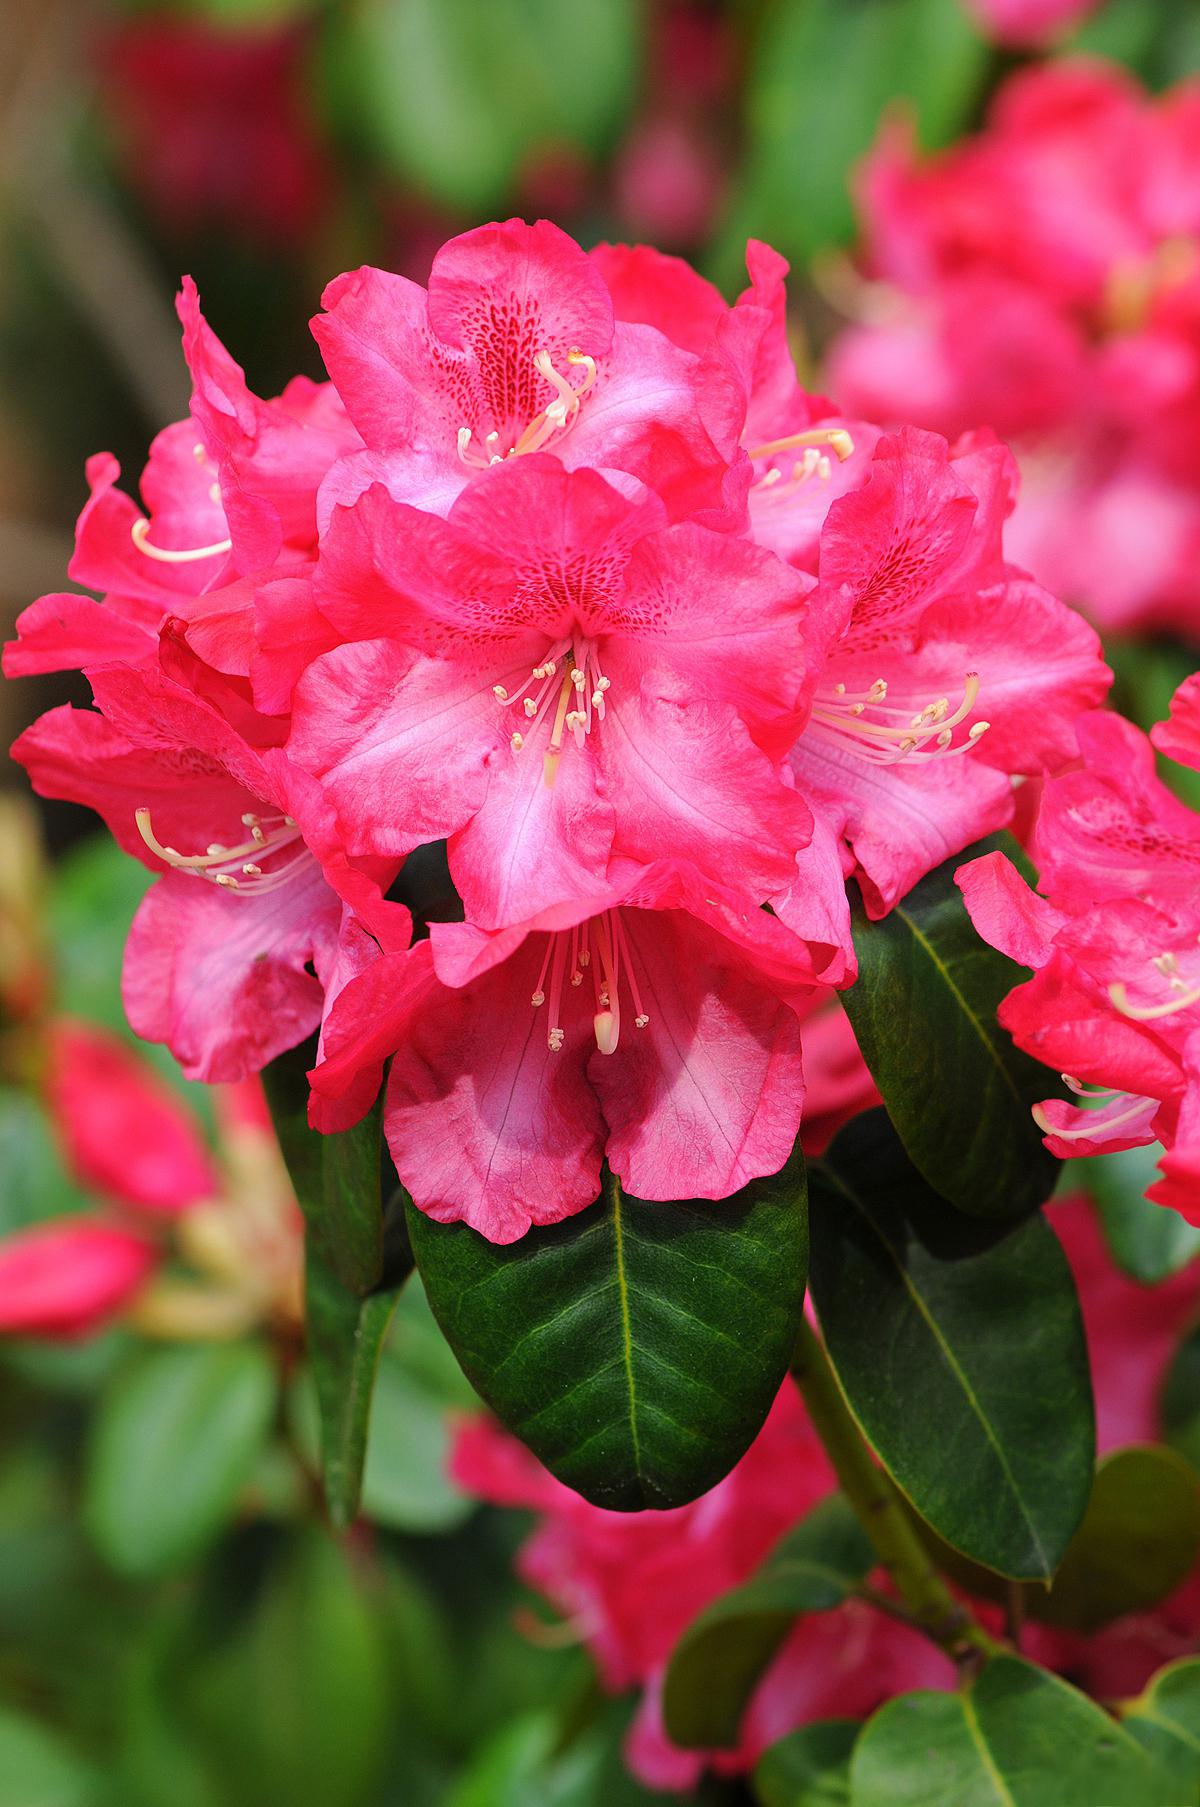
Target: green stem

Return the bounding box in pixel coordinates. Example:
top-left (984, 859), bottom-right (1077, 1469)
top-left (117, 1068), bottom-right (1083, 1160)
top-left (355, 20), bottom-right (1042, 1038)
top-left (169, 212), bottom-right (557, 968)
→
top-left (792, 1314), bottom-right (998, 1664)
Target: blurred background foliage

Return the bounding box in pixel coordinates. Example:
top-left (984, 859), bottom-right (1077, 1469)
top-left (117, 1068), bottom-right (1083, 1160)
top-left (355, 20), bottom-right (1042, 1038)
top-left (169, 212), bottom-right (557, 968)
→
top-left (1, 1), bottom-right (1197, 1803)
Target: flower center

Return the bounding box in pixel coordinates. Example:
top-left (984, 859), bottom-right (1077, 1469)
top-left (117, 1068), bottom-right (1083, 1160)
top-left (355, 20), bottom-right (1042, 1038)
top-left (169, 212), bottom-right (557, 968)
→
top-left (807, 673), bottom-right (989, 765)
top-left (492, 637), bottom-right (611, 787)
top-left (1109, 942), bottom-right (1200, 1021)
top-left (135, 807), bottom-right (312, 895)
top-left (457, 347), bottom-right (598, 468)
top-left (530, 909), bottom-right (650, 1055)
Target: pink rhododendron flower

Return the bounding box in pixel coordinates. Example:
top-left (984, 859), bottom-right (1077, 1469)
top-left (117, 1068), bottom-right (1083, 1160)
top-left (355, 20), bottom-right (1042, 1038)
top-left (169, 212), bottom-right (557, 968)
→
top-left (831, 62), bottom-right (1200, 636)
top-left (289, 456), bottom-right (815, 929)
top-left (957, 699), bottom-right (1200, 1216)
top-left (311, 218), bottom-right (747, 530)
top-left (454, 1189), bottom-right (1200, 1786)
top-left (310, 860), bottom-right (818, 1243)
top-left (0, 1220), bottom-right (158, 1339)
top-left (44, 1019), bottom-right (217, 1214)
top-left (962, 0), bottom-right (1098, 45)
top-left (14, 668), bottom-right (406, 1084)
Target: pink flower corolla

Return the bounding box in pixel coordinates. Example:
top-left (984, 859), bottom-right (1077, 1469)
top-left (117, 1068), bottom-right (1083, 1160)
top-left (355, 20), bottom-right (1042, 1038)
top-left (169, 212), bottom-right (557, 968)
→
top-left (309, 859), bottom-right (818, 1243)
top-left (12, 664), bottom-right (407, 1085)
top-left (311, 217), bottom-right (747, 530)
top-left (288, 456), bottom-right (816, 930)
top-left (962, 0), bottom-right (1098, 45)
top-left (831, 62), bottom-right (1200, 635)
top-left (454, 1190), bottom-right (1200, 1787)
top-left (3, 278), bottom-right (359, 712)
top-left (957, 700), bottom-right (1200, 1217)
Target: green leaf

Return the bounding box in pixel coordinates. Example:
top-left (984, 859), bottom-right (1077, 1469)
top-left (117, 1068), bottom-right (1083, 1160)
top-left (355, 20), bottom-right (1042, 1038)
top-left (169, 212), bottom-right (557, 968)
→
top-left (906, 1446), bottom-right (1200, 1634)
top-left (1032, 1446), bottom-right (1200, 1631)
top-left (663, 1496), bottom-right (872, 1750)
top-left (841, 831), bottom-right (1061, 1218)
top-left (328, 0), bottom-right (638, 214)
top-left (850, 1656), bottom-right (1178, 1806)
top-left (1083, 1142), bottom-right (1200, 1282)
top-left (1122, 1659), bottom-right (1200, 1796)
top-left (407, 1149), bottom-right (808, 1510)
top-left (262, 1039), bottom-right (385, 1297)
top-left (808, 1111), bottom-right (1094, 1579)
top-left (85, 1342), bottom-right (275, 1578)
top-left (303, 1243), bottom-right (403, 1532)
top-left (1160, 1322), bottom-right (1200, 1474)
top-left (753, 1720), bottom-right (857, 1807)
top-left (711, 0), bottom-right (986, 283)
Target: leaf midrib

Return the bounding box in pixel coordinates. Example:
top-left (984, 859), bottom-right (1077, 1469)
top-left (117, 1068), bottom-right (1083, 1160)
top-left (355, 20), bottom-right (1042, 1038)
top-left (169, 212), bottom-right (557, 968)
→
top-left (892, 902), bottom-right (1025, 1117)
top-left (817, 1164), bottom-right (1050, 1574)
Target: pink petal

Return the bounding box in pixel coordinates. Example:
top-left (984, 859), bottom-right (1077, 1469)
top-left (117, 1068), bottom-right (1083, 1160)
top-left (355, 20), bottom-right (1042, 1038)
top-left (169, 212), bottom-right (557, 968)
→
top-left (956, 849), bottom-right (1066, 969)
top-left (0, 1219), bottom-right (157, 1339)
top-left (591, 908), bottom-right (806, 1201)
top-left (45, 1019), bottom-right (216, 1215)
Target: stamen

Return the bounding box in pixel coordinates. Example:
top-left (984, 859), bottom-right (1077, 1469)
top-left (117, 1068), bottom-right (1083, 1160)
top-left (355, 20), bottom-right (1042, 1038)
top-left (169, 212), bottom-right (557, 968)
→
top-left (745, 426), bottom-right (855, 463)
top-left (134, 805), bottom-right (308, 896)
top-left (532, 910), bottom-right (649, 1054)
top-left (131, 518), bottom-right (232, 564)
top-left (809, 672), bottom-right (986, 765)
top-left (1110, 979), bottom-right (1200, 1021)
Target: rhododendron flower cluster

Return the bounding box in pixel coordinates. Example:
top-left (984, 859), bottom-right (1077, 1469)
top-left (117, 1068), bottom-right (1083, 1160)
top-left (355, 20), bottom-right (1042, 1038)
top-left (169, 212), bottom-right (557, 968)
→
top-left (6, 219), bottom-right (1108, 1242)
top-left (958, 677), bottom-right (1200, 1218)
top-left (455, 1191), bottom-right (1200, 1788)
top-left (831, 61), bottom-right (1200, 638)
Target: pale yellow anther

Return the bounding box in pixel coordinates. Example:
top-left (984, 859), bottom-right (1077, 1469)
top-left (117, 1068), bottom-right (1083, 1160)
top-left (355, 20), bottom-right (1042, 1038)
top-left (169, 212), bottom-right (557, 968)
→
top-left (493, 685), bottom-right (509, 700)
top-left (531, 989), bottom-right (546, 1006)
top-left (511, 731), bottom-right (525, 751)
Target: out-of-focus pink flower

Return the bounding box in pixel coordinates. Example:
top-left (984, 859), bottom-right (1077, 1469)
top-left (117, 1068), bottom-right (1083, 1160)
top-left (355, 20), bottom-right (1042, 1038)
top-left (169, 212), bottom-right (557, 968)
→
top-left (963, 0), bottom-right (1099, 46)
top-left (45, 1019), bottom-right (217, 1215)
top-left (957, 698), bottom-right (1200, 1215)
top-left (832, 62), bottom-right (1200, 637)
top-left (0, 1219), bottom-right (157, 1339)
top-left (96, 18), bottom-right (331, 247)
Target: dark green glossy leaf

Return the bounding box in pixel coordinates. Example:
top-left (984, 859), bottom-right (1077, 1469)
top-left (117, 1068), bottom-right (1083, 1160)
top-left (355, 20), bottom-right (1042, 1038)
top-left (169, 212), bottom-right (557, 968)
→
top-left (912, 1446), bottom-right (1200, 1632)
top-left (303, 1244), bottom-right (405, 1532)
top-left (1160, 1321), bottom-right (1200, 1473)
top-left (84, 1342), bottom-right (275, 1578)
top-left (753, 1720), bottom-right (857, 1807)
top-left (711, 0), bottom-right (986, 283)
top-left (407, 1149), bottom-right (808, 1510)
top-left (842, 831), bottom-right (1061, 1218)
top-left (1084, 1142), bottom-right (1200, 1282)
top-left (850, 1656), bottom-right (1177, 1806)
top-left (1122, 1659), bottom-right (1200, 1795)
top-left (808, 1111), bottom-right (1093, 1578)
top-left (262, 1039), bottom-right (385, 1297)
top-left (663, 1496), bottom-right (872, 1750)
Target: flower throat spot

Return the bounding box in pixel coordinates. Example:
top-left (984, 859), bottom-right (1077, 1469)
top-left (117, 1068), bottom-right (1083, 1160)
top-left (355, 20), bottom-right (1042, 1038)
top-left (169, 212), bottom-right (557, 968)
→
top-left (457, 347), bottom-right (598, 468)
